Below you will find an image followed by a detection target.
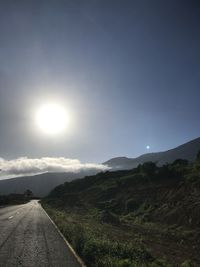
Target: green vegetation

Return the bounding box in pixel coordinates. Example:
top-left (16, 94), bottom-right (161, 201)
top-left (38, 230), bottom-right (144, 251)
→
top-left (42, 154), bottom-right (200, 266)
top-left (43, 205), bottom-right (173, 267)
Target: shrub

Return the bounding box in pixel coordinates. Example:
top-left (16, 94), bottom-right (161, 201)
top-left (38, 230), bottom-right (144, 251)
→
top-left (126, 199), bottom-right (140, 212)
top-left (140, 162), bottom-right (157, 176)
top-left (180, 260), bottom-right (194, 267)
top-left (98, 210), bottom-right (120, 224)
top-left (82, 238), bottom-right (153, 266)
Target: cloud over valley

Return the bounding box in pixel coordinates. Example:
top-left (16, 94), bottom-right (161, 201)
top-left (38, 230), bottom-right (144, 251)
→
top-left (0, 157), bottom-right (109, 179)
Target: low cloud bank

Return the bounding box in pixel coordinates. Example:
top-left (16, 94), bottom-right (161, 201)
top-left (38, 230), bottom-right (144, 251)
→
top-left (0, 157), bottom-right (109, 180)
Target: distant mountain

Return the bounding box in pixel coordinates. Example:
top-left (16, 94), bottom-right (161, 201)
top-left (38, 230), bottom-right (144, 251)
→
top-left (0, 170), bottom-right (98, 197)
top-left (1, 137), bottom-right (200, 197)
top-left (104, 137), bottom-right (200, 170)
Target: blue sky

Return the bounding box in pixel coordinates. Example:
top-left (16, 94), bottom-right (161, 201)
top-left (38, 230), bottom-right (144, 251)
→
top-left (0, 0), bottom-right (200, 162)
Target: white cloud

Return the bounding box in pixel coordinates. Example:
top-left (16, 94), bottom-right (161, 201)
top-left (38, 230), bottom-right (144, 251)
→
top-left (0, 157), bottom-right (110, 180)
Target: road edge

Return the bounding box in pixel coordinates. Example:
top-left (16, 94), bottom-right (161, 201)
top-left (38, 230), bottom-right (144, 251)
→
top-left (41, 204), bottom-right (87, 267)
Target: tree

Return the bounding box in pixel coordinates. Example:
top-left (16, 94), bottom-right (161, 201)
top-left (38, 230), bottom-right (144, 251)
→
top-left (140, 162), bottom-right (157, 176)
top-left (172, 159), bottom-right (189, 166)
top-left (196, 150), bottom-right (200, 162)
top-left (24, 189), bottom-right (33, 199)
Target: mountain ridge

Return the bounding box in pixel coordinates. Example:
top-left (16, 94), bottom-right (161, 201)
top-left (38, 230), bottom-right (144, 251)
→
top-left (104, 137), bottom-right (200, 169)
top-left (1, 137), bottom-right (200, 197)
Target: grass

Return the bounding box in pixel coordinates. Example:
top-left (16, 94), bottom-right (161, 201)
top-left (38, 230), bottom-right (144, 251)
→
top-left (42, 204), bottom-right (178, 267)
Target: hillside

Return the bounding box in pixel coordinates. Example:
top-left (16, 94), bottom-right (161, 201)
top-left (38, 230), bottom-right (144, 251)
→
top-left (1, 137), bottom-right (200, 198)
top-left (43, 156), bottom-right (200, 266)
top-left (104, 137), bottom-right (200, 169)
top-left (0, 170), bottom-right (98, 197)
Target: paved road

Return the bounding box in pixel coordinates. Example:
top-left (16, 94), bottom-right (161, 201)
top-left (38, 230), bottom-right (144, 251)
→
top-left (0, 200), bottom-right (83, 267)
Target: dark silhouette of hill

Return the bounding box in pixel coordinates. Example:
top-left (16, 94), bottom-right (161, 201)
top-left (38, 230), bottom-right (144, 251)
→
top-left (104, 137), bottom-right (200, 169)
top-left (43, 157), bottom-right (200, 266)
top-left (0, 170), bottom-right (98, 197)
top-left (45, 159), bottom-right (200, 228)
top-left (39, 139), bottom-right (200, 266)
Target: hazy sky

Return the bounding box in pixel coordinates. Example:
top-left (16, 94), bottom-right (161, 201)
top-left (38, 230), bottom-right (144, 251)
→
top-left (0, 0), bottom-right (200, 163)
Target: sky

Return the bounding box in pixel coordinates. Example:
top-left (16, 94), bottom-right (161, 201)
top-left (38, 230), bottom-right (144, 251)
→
top-left (0, 0), bottom-right (200, 174)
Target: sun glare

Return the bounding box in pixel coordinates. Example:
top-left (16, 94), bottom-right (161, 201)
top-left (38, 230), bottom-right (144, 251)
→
top-left (35, 103), bottom-right (68, 135)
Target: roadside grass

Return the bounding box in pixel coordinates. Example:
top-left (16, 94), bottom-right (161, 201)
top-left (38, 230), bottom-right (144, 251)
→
top-left (42, 204), bottom-right (175, 267)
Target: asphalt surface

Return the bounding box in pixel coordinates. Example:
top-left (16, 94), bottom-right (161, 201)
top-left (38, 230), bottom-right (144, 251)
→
top-left (0, 200), bottom-right (82, 267)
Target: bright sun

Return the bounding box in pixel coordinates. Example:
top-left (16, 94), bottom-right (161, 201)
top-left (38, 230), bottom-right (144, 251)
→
top-left (35, 103), bottom-right (68, 135)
